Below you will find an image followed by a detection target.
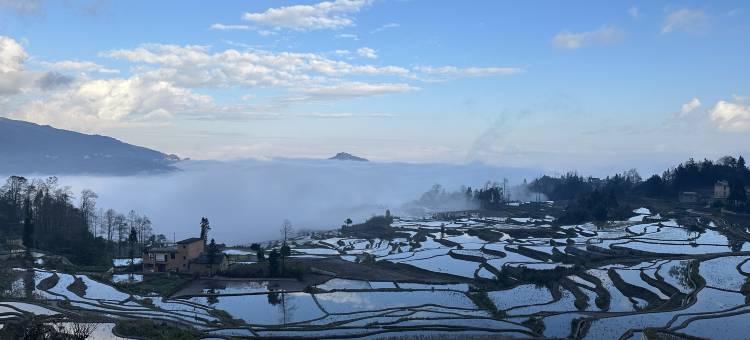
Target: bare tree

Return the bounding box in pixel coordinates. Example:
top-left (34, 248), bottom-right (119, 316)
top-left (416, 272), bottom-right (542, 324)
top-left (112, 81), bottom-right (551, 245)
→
top-left (79, 189), bottom-right (98, 233)
top-left (280, 219), bottom-right (293, 274)
top-left (103, 209), bottom-right (117, 244)
top-left (115, 213), bottom-right (127, 256)
top-left (280, 219), bottom-right (293, 243)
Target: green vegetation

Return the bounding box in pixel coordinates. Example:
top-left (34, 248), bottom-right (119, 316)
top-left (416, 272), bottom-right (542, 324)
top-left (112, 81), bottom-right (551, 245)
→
top-left (208, 308), bottom-right (246, 326)
top-left (37, 272), bottom-right (59, 291)
top-left (341, 213), bottom-right (396, 238)
top-left (116, 275), bottom-right (191, 296)
top-left (521, 317), bottom-right (545, 335)
top-left (466, 289), bottom-right (504, 319)
top-left (0, 316), bottom-right (99, 339)
top-left (114, 319), bottom-right (201, 340)
top-left (67, 276), bottom-right (87, 297)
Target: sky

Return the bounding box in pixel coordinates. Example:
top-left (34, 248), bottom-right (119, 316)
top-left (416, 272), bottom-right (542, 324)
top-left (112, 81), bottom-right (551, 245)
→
top-left (1, 0), bottom-right (749, 175)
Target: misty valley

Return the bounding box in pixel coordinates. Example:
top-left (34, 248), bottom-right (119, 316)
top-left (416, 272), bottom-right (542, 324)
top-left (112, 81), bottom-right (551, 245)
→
top-left (3, 154), bottom-right (750, 339)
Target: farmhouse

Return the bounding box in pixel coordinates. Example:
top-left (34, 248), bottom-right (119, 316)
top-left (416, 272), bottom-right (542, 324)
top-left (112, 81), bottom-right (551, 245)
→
top-left (714, 180), bottom-right (731, 200)
top-left (142, 237), bottom-right (226, 275)
top-left (0, 237), bottom-right (25, 260)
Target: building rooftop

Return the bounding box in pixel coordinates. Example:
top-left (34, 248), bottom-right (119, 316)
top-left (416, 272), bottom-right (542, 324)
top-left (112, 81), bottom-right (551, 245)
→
top-left (145, 246), bottom-right (177, 253)
top-left (176, 237), bottom-right (203, 245)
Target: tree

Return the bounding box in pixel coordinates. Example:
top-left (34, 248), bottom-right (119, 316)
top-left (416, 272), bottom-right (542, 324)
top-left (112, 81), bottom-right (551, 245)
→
top-left (103, 209), bottom-right (117, 246)
top-left (728, 178), bottom-right (747, 203)
top-left (207, 238), bottom-right (219, 276)
top-left (128, 227), bottom-right (138, 267)
top-left (200, 217), bottom-right (211, 244)
top-left (0, 175), bottom-right (111, 266)
top-left (280, 242), bottom-right (291, 274)
top-left (150, 234), bottom-right (168, 247)
top-left (268, 249), bottom-right (280, 277)
top-left (280, 220), bottom-right (293, 274)
top-left (257, 247), bottom-right (265, 261)
top-left (623, 168), bottom-right (642, 184)
top-left (79, 189), bottom-right (98, 234)
top-left (22, 195), bottom-right (34, 248)
top-left (280, 219), bottom-right (293, 242)
top-left (640, 175), bottom-right (666, 198)
top-left (115, 213), bottom-right (127, 256)
top-left (344, 218), bottom-right (353, 227)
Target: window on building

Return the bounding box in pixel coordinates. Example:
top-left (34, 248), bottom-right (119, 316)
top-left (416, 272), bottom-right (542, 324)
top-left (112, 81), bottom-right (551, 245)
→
top-left (171, 253), bottom-right (175, 259)
top-left (183, 256), bottom-right (186, 260)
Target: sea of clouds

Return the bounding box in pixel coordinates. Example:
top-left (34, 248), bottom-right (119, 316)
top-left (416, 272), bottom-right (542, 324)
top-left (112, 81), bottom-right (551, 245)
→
top-left (32, 158), bottom-right (541, 245)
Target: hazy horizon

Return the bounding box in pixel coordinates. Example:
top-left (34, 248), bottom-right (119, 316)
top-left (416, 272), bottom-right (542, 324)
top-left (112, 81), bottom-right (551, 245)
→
top-left (1, 1), bottom-right (748, 171)
top-left (3, 158), bottom-right (548, 244)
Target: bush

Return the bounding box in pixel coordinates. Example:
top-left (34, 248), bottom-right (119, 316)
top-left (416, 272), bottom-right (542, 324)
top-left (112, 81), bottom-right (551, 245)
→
top-left (114, 320), bottom-right (200, 339)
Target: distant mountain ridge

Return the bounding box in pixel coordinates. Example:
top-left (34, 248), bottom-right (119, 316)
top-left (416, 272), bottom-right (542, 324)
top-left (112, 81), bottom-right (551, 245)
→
top-left (329, 152), bottom-right (369, 162)
top-left (0, 117), bottom-right (179, 175)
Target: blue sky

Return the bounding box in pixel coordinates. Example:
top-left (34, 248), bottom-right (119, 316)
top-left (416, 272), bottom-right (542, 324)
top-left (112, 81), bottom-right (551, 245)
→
top-left (1, 0), bottom-right (748, 174)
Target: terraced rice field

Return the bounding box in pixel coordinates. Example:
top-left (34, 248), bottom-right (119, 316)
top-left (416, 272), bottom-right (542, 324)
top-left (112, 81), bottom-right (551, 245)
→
top-left (2, 206), bottom-right (750, 339)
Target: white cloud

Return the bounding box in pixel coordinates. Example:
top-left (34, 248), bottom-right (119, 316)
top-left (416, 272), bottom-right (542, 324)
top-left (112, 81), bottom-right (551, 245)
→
top-left (103, 43), bottom-right (410, 89)
top-left (40, 60), bottom-right (120, 74)
top-left (333, 49), bottom-right (351, 56)
top-left (242, 0), bottom-right (372, 31)
top-left (335, 33), bottom-right (358, 40)
top-left (300, 82), bottom-right (415, 100)
top-left (296, 112), bottom-right (395, 118)
top-left (662, 9), bottom-right (708, 34)
top-left (553, 26), bottom-right (623, 49)
top-left (678, 97), bottom-right (701, 117)
top-left (0, 0), bottom-right (43, 14)
top-left (210, 23), bottom-right (251, 31)
top-left (628, 6), bottom-right (640, 19)
top-left (371, 22), bottom-right (399, 34)
top-left (0, 35), bottom-right (27, 73)
top-left (709, 98), bottom-right (750, 131)
top-left (356, 47), bottom-right (377, 59)
top-left (0, 36), bottom-right (41, 95)
top-left (4, 33), bottom-right (529, 129)
top-left (415, 66), bottom-right (524, 79)
top-left (9, 76), bottom-right (213, 130)
top-left (257, 30), bottom-right (278, 37)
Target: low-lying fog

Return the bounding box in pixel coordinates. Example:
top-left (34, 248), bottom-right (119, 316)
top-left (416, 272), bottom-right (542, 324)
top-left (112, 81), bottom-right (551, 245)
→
top-left (43, 159), bottom-right (541, 245)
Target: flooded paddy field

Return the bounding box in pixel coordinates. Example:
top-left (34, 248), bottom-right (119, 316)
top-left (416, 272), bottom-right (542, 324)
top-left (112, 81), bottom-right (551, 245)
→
top-left (2, 204), bottom-right (750, 339)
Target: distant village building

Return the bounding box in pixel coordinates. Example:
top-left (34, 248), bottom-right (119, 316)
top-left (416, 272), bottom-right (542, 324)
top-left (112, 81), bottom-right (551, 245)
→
top-left (0, 237), bottom-right (25, 260)
top-left (142, 237), bottom-right (226, 275)
top-left (678, 191), bottom-right (699, 203)
top-left (713, 180), bottom-right (731, 200)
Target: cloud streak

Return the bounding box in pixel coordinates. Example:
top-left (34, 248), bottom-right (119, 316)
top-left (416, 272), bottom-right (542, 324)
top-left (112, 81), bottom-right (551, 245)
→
top-left (210, 23), bottom-right (251, 31)
top-left (553, 26), bottom-right (623, 49)
top-left (242, 0), bottom-right (372, 31)
top-left (662, 8), bottom-right (708, 34)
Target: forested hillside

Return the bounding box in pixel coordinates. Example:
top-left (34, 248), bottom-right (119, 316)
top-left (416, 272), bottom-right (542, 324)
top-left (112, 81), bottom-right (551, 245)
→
top-left (0, 175), bottom-right (166, 266)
